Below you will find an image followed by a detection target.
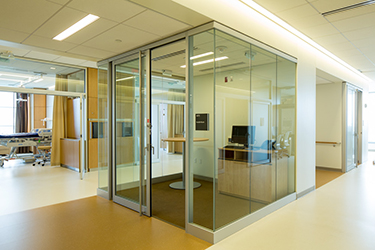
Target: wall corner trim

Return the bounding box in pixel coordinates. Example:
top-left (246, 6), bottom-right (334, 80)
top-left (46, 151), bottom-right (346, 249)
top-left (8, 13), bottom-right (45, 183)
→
top-left (297, 186), bottom-right (315, 199)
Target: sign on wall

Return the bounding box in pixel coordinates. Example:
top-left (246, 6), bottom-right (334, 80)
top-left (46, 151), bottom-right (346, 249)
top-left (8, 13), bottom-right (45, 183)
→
top-left (195, 113), bottom-right (209, 131)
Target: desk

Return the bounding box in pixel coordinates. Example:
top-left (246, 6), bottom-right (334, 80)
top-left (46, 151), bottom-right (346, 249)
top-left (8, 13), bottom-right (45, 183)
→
top-left (218, 147), bottom-right (288, 203)
top-left (162, 137), bottom-right (208, 190)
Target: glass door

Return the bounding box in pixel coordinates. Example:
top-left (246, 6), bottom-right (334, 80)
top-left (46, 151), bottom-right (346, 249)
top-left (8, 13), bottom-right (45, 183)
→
top-left (113, 53), bottom-right (150, 215)
top-left (346, 85), bottom-right (357, 172)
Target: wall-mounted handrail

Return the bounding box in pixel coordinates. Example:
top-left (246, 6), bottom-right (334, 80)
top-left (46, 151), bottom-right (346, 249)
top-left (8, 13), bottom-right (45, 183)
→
top-left (316, 141), bottom-right (341, 147)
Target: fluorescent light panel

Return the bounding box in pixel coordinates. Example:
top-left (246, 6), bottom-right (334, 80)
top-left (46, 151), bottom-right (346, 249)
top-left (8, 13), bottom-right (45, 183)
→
top-left (116, 76), bottom-right (135, 82)
top-left (180, 56), bottom-right (229, 68)
top-left (190, 52), bottom-right (214, 60)
top-left (34, 79), bottom-right (43, 83)
top-left (53, 14), bottom-right (99, 41)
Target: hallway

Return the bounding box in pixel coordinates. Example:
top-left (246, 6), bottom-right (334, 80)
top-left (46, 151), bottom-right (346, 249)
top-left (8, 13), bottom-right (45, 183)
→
top-left (1, 157), bottom-right (375, 249)
top-left (208, 161), bottom-right (375, 249)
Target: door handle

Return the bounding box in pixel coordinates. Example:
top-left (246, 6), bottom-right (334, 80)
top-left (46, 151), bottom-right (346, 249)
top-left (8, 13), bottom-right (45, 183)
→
top-left (151, 145), bottom-right (155, 155)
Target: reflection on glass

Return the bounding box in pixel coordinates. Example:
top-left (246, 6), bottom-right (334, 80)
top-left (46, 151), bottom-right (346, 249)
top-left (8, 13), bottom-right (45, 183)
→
top-left (188, 29), bottom-right (296, 232)
top-left (114, 58), bottom-right (141, 203)
top-left (346, 87), bottom-right (356, 171)
top-left (0, 57), bottom-right (85, 92)
top-left (98, 64), bottom-right (109, 191)
top-left (150, 40), bottom-right (187, 228)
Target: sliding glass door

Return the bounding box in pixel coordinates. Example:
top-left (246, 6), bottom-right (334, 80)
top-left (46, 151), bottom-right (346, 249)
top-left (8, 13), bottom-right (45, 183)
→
top-left (112, 53), bottom-right (150, 215)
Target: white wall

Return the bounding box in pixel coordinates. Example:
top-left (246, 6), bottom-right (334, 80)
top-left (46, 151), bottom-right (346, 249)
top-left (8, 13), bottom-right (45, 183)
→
top-left (316, 83), bottom-right (343, 170)
top-left (174, 0), bottom-right (371, 194)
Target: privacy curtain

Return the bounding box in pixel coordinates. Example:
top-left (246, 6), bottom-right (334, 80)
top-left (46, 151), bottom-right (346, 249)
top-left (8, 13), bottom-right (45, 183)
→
top-left (15, 93), bottom-right (29, 153)
top-left (167, 104), bottom-right (184, 153)
top-left (51, 75), bottom-right (68, 166)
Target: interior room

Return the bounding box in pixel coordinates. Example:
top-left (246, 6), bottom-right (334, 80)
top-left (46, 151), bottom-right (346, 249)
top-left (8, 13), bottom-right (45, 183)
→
top-left (0, 57), bottom-right (97, 216)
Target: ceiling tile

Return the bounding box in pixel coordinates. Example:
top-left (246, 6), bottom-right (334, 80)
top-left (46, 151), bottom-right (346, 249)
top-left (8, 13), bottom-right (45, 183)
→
top-left (0, 0), bottom-right (61, 34)
top-left (47, 0), bottom-right (70, 5)
top-left (34, 7), bottom-right (88, 39)
top-left (329, 8), bottom-right (375, 32)
top-left (310, 0), bottom-right (364, 14)
top-left (313, 33), bottom-right (348, 45)
top-left (128, 0), bottom-right (211, 26)
top-left (0, 27), bottom-right (29, 43)
top-left (68, 45), bottom-right (115, 60)
top-left (288, 14), bottom-right (328, 30)
top-left (53, 56), bottom-right (88, 66)
top-left (254, 0), bottom-right (308, 13)
top-left (68, 0), bottom-right (146, 23)
top-left (82, 24), bottom-right (159, 53)
top-left (321, 41), bottom-right (355, 52)
top-left (350, 37), bottom-right (375, 48)
top-left (277, 3), bottom-right (319, 21)
top-left (342, 26), bottom-right (375, 41)
top-left (23, 35), bottom-right (77, 52)
top-left (303, 23), bottom-right (339, 38)
top-left (23, 51), bottom-right (60, 61)
top-left (123, 10), bottom-right (191, 37)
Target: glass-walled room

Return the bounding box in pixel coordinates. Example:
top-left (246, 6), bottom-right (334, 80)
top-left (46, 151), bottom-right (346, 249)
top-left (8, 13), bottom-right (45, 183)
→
top-left (97, 22), bottom-right (296, 243)
top-left (187, 29), bottom-right (296, 232)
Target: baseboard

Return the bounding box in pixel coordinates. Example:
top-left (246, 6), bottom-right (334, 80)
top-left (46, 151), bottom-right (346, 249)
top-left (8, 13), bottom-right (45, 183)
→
top-left (316, 166), bottom-right (343, 172)
top-left (60, 164), bottom-right (79, 172)
top-left (296, 186), bottom-right (315, 199)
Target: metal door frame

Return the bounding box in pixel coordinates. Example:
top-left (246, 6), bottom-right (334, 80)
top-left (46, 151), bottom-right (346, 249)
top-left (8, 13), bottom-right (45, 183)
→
top-left (111, 51), bottom-right (151, 216)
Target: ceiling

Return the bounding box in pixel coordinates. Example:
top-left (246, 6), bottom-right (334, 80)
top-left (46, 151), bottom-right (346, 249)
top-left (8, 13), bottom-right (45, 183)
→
top-left (254, 0), bottom-right (375, 82)
top-left (0, 0), bottom-right (374, 85)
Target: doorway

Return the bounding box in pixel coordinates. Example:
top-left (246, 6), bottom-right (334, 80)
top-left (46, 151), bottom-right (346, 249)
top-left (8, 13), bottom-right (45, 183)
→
top-left (150, 40), bottom-right (187, 228)
top-left (112, 40), bottom-right (187, 227)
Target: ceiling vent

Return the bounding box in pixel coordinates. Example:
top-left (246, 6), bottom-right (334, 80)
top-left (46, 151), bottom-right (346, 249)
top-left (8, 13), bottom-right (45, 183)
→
top-left (322, 0), bottom-right (375, 16)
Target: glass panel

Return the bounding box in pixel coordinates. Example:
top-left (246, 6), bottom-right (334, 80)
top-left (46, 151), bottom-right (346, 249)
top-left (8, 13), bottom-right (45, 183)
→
top-left (346, 86), bottom-right (356, 170)
top-left (214, 30), bottom-right (254, 230)
top-left (98, 64), bottom-right (109, 191)
top-left (276, 57), bottom-right (296, 197)
top-left (114, 58), bottom-right (141, 203)
top-left (249, 45), bottom-right (277, 213)
top-left (188, 29), bottom-right (297, 232)
top-left (150, 40), bottom-right (186, 228)
top-left (189, 30), bottom-right (215, 230)
top-left (0, 57), bottom-right (85, 92)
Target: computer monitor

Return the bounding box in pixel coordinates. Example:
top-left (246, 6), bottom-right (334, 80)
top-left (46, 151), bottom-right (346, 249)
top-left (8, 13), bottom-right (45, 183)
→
top-left (231, 125), bottom-right (255, 147)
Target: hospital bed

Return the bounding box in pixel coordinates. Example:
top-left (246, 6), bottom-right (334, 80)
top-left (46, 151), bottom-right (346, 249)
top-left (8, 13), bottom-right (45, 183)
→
top-left (0, 128), bottom-right (52, 167)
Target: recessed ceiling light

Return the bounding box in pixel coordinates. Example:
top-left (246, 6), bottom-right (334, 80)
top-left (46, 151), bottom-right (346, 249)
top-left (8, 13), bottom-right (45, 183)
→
top-left (190, 52), bottom-right (214, 60)
top-left (53, 14), bottom-right (99, 41)
top-left (180, 56), bottom-right (229, 68)
top-left (50, 67), bottom-right (56, 70)
top-left (34, 78), bottom-right (43, 83)
top-left (116, 76), bottom-right (135, 82)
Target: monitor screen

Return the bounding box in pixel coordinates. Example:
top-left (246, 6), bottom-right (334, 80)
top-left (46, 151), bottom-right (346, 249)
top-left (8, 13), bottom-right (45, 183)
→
top-left (231, 125), bottom-right (255, 146)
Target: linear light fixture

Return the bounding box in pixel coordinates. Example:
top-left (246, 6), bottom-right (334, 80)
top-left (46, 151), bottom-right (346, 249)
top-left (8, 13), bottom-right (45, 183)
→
top-left (34, 78), bottom-right (43, 83)
top-left (240, 0), bottom-right (372, 82)
top-left (190, 52), bottom-right (214, 60)
top-left (180, 56), bottom-right (229, 68)
top-left (116, 76), bottom-right (135, 82)
top-left (322, 0), bottom-right (375, 16)
top-left (53, 14), bottom-right (99, 41)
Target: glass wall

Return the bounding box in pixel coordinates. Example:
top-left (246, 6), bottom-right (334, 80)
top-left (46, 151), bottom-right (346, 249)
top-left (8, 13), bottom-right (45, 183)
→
top-left (98, 64), bottom-right (109, 191)
top-left (0, 57), bottom-right (85, 92)
top-left (188, 29), bottom-right (296, 231)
